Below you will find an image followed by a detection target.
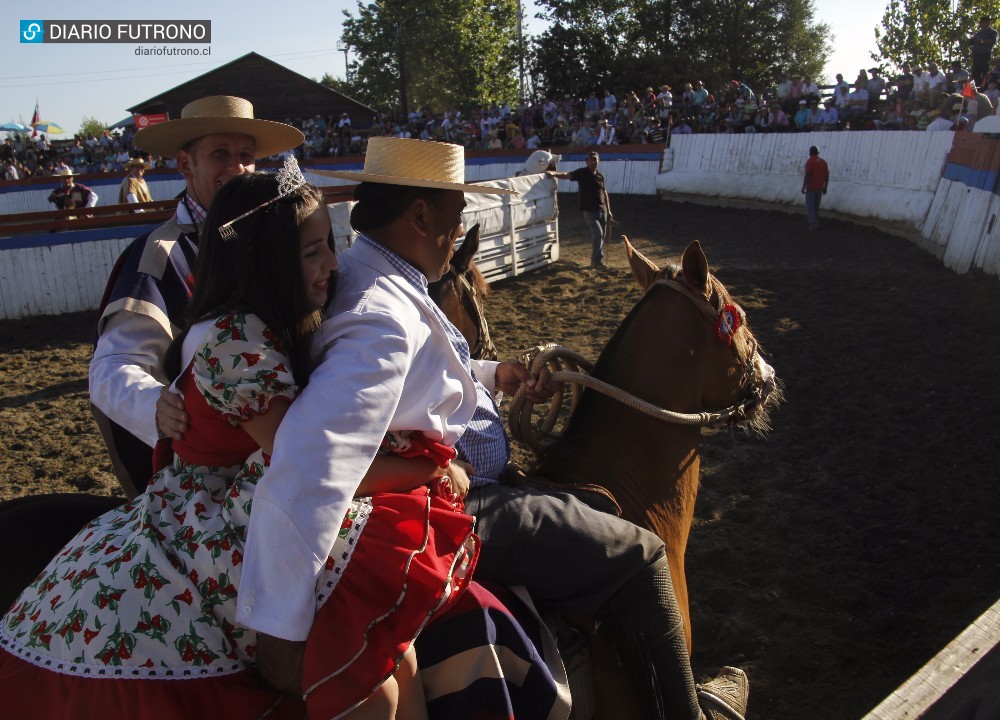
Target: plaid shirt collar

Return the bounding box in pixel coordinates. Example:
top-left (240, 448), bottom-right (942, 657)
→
top-left (356, 233), bottom-right (428, 291)
top-left (179, 193), bottom-right (207, 227)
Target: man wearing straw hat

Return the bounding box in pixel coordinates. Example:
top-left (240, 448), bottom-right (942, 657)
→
top-left (118, 157), bottom-right (153, 209)
top-left (238, 136), bottom-right (748, 720)
top-left (89, 96), bottom-right (302, 497)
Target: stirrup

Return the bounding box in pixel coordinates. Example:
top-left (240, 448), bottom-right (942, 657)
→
top-left (697, 666), bottom-right (748, 720)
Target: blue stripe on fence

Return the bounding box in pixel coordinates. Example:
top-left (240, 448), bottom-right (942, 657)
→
top-left (0, 223), bottom-right (157, 250)
top-left (942, 162), bottom-right (1000, 194)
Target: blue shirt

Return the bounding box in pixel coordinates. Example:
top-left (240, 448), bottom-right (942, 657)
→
top-left (357, 235), bottom-right (509, 487)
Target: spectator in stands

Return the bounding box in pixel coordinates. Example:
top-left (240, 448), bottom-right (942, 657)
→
top-left (48, 168), bottom-right (98, 211)
top-left (766, 104), bottom-right (790, 131)
top-left (794, 99), bottom-right (813, 131)
top-left (985, 78), bottom-right (1000, 106)
top-left (844, 82), bottom-right (870, 128)
top-left (671, 117), bottom-right (692, 135)
top-left (896, 63), bottom-right (915, 100)
top-left (3, 162), bottom-right (18, 181)
top-left (867, 68), bottom-right (888, 109)
top-left (603, 89), bottom-right (617, 114)
top-left (89, 96), bottom-right (303, 496)
top-left (585, 91), bottom-right (601, 117)
top-left (691, 81), bottom-right (709, 109)
top-left (910, 100), bottom-right (931, 130)
top-left (835, 73), bottom-right (849, 91)
top-left (854, 69), bottom-right (870, 92)
top-left (970, 16), bottom-right (998, 86)
top-left (948, 61), bottom-right (970, 94)
top-left (962, 80), bottom-right (995, 128)
top-left (802, 77), bottom-right (820, 101)
top-left (817, 98), bottom-right (840, 130)
top-left (925, 62), bottom-right (947, 108)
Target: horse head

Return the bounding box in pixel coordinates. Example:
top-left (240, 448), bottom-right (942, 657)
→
top-left (428, 223), bottom-right (498, 361)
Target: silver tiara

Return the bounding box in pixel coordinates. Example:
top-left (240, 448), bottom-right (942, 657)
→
top-left (218, 155), bottom-right (308, 242)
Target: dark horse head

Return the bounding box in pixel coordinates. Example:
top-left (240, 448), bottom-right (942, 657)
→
top-left (428, 223), bottom-right (498, 361)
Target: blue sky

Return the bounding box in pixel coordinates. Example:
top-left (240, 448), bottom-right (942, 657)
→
top-left (2, 0), bottom-right (883, 137)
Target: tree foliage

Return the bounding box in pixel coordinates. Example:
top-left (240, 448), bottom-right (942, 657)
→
top-left (530, 0), bottom-right (830, 99)
top-left (338, 0), bottom-right (520, 115)
top-left (78, 116), bottom-right (108, 139)
top-left (874, 0), bottom-right (1000, 71)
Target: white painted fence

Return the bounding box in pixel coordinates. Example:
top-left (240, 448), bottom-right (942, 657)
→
top-left (0, 173), bottom-right (558, 320)
top-left (659, 131), bottom-right (955, 230)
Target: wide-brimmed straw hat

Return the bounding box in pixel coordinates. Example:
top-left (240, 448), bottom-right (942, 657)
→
top-left (315, 137), bottom-right (516, 194)
top-left (133, 96), bottom-right (304, 158)
top-left (124, 157), bottom-right (153, 170)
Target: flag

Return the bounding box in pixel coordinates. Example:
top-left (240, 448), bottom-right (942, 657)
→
top-left (30, 101), bottom-right (39, 138)
top-left (962, 82), bottom-right (975, 99)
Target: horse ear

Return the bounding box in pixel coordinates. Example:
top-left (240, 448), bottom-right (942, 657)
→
top-left (681, 240), bottom-right (710, 298)
top-left (624, 236), bottom-right (661, 290)
top-left (451, 223), bottom-right (481, 273)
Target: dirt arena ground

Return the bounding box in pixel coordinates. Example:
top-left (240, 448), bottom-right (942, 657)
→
top-left (2, 195), bottom-right (999, 719)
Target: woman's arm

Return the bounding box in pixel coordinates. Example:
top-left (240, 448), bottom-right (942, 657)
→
top-left (243, 404), bottom-right (471, 499)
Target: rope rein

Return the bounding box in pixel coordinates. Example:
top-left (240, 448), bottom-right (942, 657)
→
top-left (507, 343), bottom-right (760, 455)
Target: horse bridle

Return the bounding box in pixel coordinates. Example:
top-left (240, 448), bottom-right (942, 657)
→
top-left (508, 276), bottom-right (776, 453)
top-left (449, 267), bottom-right (498, 362)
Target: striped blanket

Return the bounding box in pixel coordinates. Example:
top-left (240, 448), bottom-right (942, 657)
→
top-left (417, 581), bottom-right (572, 720)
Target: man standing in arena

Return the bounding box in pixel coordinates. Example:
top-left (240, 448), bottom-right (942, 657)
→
top-left (552, 150), bottom-right (614, 268)
top-left (802, 145), bottom-right (830, 231)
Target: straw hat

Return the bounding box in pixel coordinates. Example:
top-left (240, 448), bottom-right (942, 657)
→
top-left (124, 157), bottom-right (152, 170)
top-left (315, 137), bottom-right (516, 194)
top-left (133, 96), bottom-right (304, 158)
top-left (57, 167), bottom-right (74, 177)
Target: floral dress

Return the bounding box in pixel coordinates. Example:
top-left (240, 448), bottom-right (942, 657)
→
top-left (0, 313), bottom-right (479, 720)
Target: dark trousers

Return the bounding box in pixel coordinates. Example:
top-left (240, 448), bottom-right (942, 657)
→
top-left (465, 481), bottom-right (664, 616)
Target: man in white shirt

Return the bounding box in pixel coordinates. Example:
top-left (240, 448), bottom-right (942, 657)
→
top-left (239, 137), bottom-right (751, 720)
top-left (89, 96), bottom-right (302, 496)
top-left (843, 83), bottom-right (870, 128)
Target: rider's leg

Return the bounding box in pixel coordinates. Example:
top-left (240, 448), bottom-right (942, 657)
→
top-left (393, 646), bottom-right (429, 720)
top-left (466, 482), bottom-right (747, 720)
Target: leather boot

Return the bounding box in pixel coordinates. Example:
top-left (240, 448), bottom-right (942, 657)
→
top-left (602, 553), bottom-right (701, 720)
top-left (602, 553), bottom-right (750, 720)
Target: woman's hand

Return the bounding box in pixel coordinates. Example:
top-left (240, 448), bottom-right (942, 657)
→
top-left (155, 386), bottom-right (189, 440)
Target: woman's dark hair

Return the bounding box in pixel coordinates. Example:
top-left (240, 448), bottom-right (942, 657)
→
top-left (350, 181), bottom-right (446, 233)
top-left (164, 172), bottom-right (329, 386)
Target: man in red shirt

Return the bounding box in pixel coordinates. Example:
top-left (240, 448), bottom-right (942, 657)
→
top-left (802, 145), bottom-right (829, 230)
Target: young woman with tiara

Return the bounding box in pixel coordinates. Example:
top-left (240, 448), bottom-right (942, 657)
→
top-left (0, 159), bottom-right (479, 720)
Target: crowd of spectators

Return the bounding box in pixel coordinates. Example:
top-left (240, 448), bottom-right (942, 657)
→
top-left (0, 127), bottom-right (143, 181)
top-left (5, 18), bottom-right (999, 183)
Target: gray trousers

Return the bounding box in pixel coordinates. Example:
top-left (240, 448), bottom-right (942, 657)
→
top-left (581, 210), bottom-right (608, 265)
top-left (465, 481), bottom-right (664, 615)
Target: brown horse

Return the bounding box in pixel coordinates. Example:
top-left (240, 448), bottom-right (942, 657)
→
top-left (427, 223), bottom-right (498, 361)
top-left (520, 238), bottom-right (781, 662)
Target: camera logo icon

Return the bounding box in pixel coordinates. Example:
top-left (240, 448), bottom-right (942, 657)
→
top-left (20, 21), bottom-right (45, 43)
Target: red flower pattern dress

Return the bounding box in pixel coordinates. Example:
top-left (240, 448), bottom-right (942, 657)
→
top-left (0, 313), bottom-right (479, 719)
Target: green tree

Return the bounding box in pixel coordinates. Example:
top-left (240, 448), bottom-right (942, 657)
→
top-left (339, 0), bottom-right (520, 116)
top-left (531, 0), bottom-right (829, 100)
top-left (78, 116), bottom-right (108, 140)
top-left (874, 0), bottom-right (1000, 71)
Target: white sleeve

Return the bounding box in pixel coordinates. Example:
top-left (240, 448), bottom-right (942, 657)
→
top-left (471, 358), bottom-right (499, 395)
top-left (86, 191), bottom-right (98, 208)
top-left (89, 310), bottom-right (171, 447)
top-left (238, 310), bottom-right (411, 640)
top-left (126, 192), bottom-right (139, 204)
